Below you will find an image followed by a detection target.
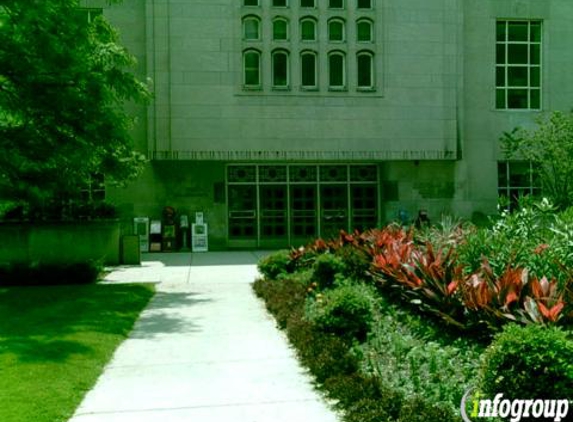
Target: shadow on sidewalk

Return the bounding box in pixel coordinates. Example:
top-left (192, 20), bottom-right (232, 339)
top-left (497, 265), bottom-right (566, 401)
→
top-left (130, 291), bottom-right (212, 338)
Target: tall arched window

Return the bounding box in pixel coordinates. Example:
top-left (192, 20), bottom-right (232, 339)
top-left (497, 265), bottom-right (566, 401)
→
top-left (300, 17), bottom-right (317, 41)
top-left (328, 18), bottom-right (345, 42)
top-left (243, 49), bottom-right (261, 87)
top-left (301, 51), bottom-right (318, 88)
top-left (273, 17), bottom-right (289, 40)
top-left (356, 19), bottom-right (373, 42)
top-left (243, 16), bottom-right (260, 40)
top-left (328, 51), bottom-right (346, 88)
top-left (357, 51), bottom-right (374, 88)
top-left (272, 50), bottom-right (289, 88)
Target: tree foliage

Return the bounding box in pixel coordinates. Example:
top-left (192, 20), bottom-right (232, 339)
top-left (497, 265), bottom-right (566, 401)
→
top-left (501, 111), bottom-right (573, 209)
top-left (0, 0), bottom-right (150, 212)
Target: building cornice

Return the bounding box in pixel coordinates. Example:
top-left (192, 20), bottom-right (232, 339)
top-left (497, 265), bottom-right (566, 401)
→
top-left (149, 150), bottom-right (457, 161)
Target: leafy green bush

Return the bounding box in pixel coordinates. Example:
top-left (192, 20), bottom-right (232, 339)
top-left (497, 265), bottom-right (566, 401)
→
top-left (312, 253), bottom-right (346, 289)
top-left (305, 281), bottom-right (376, 342)
top-left (362, 299), bottom-right (482, 413)
top-left (253, 257), bottom-right (483, 422)
top-left (457, 199), bottom-right (573, 283)
top-left (325, 374), bottom-right (405, 422)
top-left (255, 216), bottom-right (573, 422)
top-left (323, 373), bottom-right (384, 407)
top-left (0, 200), bottom-right (22, 220)
top-left (345, 397), bottom-right (399, 422)
top-left (478, 324), bottom-right (573, 400)
top-left (398, 396), bottom-right (457, 422)
top-left (0, 261), bottom-right (102, 286)
top-left (334, 245), bottom-right (372, 281)
top-left (286, 318), bottom-right (359, 384)
top-left (257, 249), bottom-right (294, 279)
top-left (252, 271), bottom-right (310, 328)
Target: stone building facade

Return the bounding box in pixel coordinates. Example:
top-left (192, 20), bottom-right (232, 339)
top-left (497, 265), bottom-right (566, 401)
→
top-left (81, 0), bottom-right (573, 249)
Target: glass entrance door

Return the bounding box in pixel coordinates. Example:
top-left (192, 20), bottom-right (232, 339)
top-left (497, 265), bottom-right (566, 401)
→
top-left (320, 185), bottom-right (348, 238)
top-left (227, 164), bottom-right (378, 247)
top-left (228, 185), bottom-right (257, 246)
top-left (351, 185), bottom-right (377, 232)
top-left (291, 185), bottom-right (317, 245)
top-left (260, 185), bottom-right (288, 247)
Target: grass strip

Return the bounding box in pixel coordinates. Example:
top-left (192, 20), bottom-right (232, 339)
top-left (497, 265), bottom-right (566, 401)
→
top-left (0, 283), bottom-right (155, 422)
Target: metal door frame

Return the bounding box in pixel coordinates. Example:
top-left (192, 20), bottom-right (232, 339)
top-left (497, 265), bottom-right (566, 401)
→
top-left (226, 164), bottom-right (380, 247)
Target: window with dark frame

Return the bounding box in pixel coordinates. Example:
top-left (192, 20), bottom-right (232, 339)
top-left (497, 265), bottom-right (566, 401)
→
top-left (80, 173), bottom-right (106, 203)
top-left (273, 18), bottom-right (289, 40)
top-left (301, 18), bottom-right (317, 41)
top-left (243, 16), bottom-right (260, 40)
top-left (301, 51), bottom-right (317, 88)
top-left (328, 52), bottom-right (345, 88)
top-left (495, 20), bottom-right (542, 110)
top-left (328, 19), bottom-right (345, 42)
top-left (272, 50), bottom-right (289, 87)
top-left (497, 161), bottom-right (541, 210)
top-left (240, 0), bottom-right (376, 93)
top-left (244, 50), bottom-right (261, 86)
top-left (357, 19), bottom-right (373, 42)
top-left (357, 52), bottom-right (373, 88)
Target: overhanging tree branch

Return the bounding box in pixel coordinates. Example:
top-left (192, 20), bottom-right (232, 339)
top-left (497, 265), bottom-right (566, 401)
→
top-left (0, 0), bottom-right (151, 213)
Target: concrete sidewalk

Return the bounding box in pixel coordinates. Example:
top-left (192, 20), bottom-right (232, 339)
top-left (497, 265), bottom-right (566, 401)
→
top-left (68, 252), bottom-right (340, 422)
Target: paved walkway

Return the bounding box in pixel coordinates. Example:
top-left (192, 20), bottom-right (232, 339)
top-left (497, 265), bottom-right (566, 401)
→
top-left (68, 252), bottom-right (340, 422)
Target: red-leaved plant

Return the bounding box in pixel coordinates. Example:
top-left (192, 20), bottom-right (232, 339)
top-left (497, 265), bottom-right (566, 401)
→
top-left (459, 259), bottom-right (569, 327)
top-left (286, 225), bottom-right (573, 331)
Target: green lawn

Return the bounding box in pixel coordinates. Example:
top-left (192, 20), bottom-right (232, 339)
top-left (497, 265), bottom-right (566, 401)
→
top-left (0, 283), bottom-right (155, 422)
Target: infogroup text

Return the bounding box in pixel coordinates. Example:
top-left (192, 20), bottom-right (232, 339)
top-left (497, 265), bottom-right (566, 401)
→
top-left (461, 389), bottom-right (570, 422)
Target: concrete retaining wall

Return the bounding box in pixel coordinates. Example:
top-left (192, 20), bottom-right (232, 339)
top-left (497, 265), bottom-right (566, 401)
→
top-left (0, 221), bottom-right (121, 265)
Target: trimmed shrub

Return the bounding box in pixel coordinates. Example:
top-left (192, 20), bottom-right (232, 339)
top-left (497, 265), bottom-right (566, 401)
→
top-left (257, 249), bottom-right (293, 279)
top-left (312, 253), bottom-right (346, 289)
top-left (253, 253), bottom-right (481, 422)
top-left (478, 324), bottom-right (573, 400)
top-left (346, 398), bottom-right (399, 422)
top-left (334, 245), bottom-right (371, 281)
top-left (252, 273), bottom-right (309, 329)
top-left (286, 318), bottom-right (359, 384)
top-left (325, 374), bottom-right (404, 421)
top-left (0, 261), bottom-right (102, 286)
top-left (324, 374), bottom-right (382, 407)
top-left (306, 281), bottom-right (376, 342)
top-left (398, 395), bottom-right (457, 422)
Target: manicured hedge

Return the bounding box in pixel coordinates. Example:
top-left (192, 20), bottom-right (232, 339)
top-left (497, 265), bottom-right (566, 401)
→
top-left (253, 270), bottom-right (474, 421)
top-left (479, 324), bottom-right (573, 401)
top-left (0, 261), bottom-right (102, 286)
